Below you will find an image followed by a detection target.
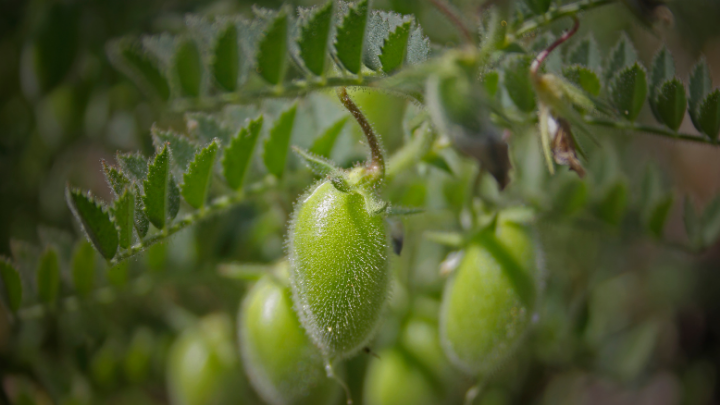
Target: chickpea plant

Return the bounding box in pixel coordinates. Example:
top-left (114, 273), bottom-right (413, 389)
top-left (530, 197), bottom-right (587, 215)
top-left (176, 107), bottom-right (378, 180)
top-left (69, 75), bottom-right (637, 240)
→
top-left (3, 0), bottom-right (720, 404)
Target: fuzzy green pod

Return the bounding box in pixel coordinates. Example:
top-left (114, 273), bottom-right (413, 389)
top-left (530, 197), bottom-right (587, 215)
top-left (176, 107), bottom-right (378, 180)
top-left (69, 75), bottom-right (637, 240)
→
top-left (440, 216), bottom-right (539, 376)
top-left (289, 179), bottom-right (389, 359)
top-left (240, 275), bottom-right (339, 405)
top-left (363, 348), bottom-right (441, 405)
top-left (167, 314), bottom-right (245, 405)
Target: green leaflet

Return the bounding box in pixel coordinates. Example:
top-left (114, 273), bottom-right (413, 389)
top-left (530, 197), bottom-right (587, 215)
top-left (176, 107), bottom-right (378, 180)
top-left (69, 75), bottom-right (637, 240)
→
top-left (696, 90), bottom-right (720, 140)
top-left (263, 104), bottom-right (297, 179)
top-left (213, 24), bottom-right (239, 91)
top-left (298, 1), bottom-right (334, 76)
top-left (223, 115), bottom-right (264, 190)
top-left (649, 46), bottom-right (674, 96)
top-left (175, 38), bottom-right (203, 97)
top-left (0, 258), bottom-right (22, 312)
top-left (653, 78), bottom-right (686, 131)
top-left (334, 0), bottom-right (369, 74)
top-left (37, 248), bottom-right (61, 305)
top-left (256, 9), bottom-right (288, 85)
top-left (186, 112), bottom-right (235, 145)
top-left (71, 241), bottom-right (96, 297)
top-left (525, 0), bottom-right (552, 14)
top-left (563, 65), bottom-right (601, 97)
top-left (684, 196), bottom-right (701, 248)
top-left (610, 63), bottom-right (647, 121)
top-left (505, 55), bottom-right (536, 113)
top-left (309, 116), bottom-right (348, 158)
top-left (114, 42), bottom-right (171, 101)
top-left (380, 20), bottom-right (411, 73)
top-left (143, 145), bottom-right (179, 230)
top-left (482, 70), bottom-right (500, 97)
top-left (67, 189), bottom-right (119, 260)
top-left (117, 152), bottom-right (149, 181)
top-left (133, 183), bottom-right (150, 238)
top-left (701, 194), bottom-right (720, 247)
top-left (597, 181), bottom-right (628, 226)
top-left (113, 188), bottom-right (135, 249)
top-left (605, 33), bottom-right (637, 83)
top-left (567, 35), bottom-right (601, 71)
top-left (689, 59), bottom-right (712, 122)
top-left (182, 140), bottom-right (219, 209)
top-left (646, 194), bottom-right (674, 239)
top-left (152, 127), bottom-right (199, 171)
top-left (292, 146), bottom-right (347, 188)
top-left (102, 160), bottom-right (130, 196)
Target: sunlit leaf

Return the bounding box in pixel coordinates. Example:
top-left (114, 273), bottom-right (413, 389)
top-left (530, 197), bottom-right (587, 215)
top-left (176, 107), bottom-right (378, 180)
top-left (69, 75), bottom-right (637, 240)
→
top-left (255, 9), bottom-right (288, 85)
top-left (309, 116), bottom-right (347, 158)
top-left (298, 1), bottom-right (334, 76)
top-left (334, 0), bottom-right (369, 74)
top-left (263, 103), bottom-right (297, 179)
top-left (212, 24), bottom-right (239, 91)
top-left (223, 115), bottom-right (264, 190)
top-left (182, 140), bottom-right (219, 209)
top-left (610, 63), bottom-right (647, 121)
top-left (112, 189), bottom-right (135, 249)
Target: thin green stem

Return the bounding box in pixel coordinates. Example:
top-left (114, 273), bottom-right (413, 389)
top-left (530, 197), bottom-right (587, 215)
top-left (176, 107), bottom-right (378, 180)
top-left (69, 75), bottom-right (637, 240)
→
top-left (111, 176), bottom-right (276, 265)
top-left (511, 0), bottom-right (615, 39)
top-left (582, 117), bottom-right (719, 146)
top-left (171, 75), bottom-right (385, 112)
top-left (428, 0), bottom-right (474, 45)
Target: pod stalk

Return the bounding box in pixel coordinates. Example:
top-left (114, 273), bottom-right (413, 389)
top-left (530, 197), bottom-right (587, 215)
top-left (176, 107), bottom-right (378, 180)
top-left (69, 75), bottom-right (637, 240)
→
top-left (337, 87), bottom-right (385, 181)
top-left (530, 15), bottom-right (580, 78)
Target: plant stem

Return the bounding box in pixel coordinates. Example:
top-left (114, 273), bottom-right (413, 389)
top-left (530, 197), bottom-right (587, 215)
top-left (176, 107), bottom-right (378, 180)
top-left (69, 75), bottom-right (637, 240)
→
top-left (582, 117), bottom-right (719, 146)
top-left (337, 87), bottom-right (386, 178)
top-left (428, 0), bottom-right (474, 45)
top-left (531, 15), bottom-right (580, 76)
top-left (511, 0), bottom-right (615, 39)
top-left (111, 176), bottom-right (276, 265)
top-left (172, 75), bottom-right (385, 112)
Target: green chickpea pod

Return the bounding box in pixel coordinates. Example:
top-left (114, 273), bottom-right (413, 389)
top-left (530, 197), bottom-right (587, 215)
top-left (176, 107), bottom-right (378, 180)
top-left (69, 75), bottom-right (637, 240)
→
top-left (288, 88), bottom-right (391, 361)
top-left (440, 212), bottom-right (541, 377)
top-left (239, 273), bottom-right (340, 405)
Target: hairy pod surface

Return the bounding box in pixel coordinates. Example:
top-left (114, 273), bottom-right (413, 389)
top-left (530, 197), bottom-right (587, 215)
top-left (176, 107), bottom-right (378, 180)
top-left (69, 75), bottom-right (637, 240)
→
top-left (440, 217), bottom-right (539, 376)
top-left (289, 180), bottom-right (389, 359)
top-left (167, 315), bottom-right (245, 405)
top-left (239, 275), bottom-right (339, 405)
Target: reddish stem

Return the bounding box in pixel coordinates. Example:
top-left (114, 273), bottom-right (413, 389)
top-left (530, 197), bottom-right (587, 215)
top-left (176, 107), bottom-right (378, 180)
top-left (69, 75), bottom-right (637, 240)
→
top-left (337, 87), bottom-right (385, 178)
top-left (428, 0), bottom-right (474, 45)
top-left (530, 15), bottom-right (580, 77)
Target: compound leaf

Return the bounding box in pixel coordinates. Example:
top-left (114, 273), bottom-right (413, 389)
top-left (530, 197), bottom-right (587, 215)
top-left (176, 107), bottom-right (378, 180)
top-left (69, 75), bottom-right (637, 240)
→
top-left (67, 189), bottom-right (119, 260)
top-left (567, 35), bottom-right (601, 71)
top-left (263, 104), bottom-right (297, 179)
top-left (182, 140), bottom-right (219, 209)
top-left (223, 115), bottom-right (264, 190)
top-left (650, 46), bottom-right (674, 96)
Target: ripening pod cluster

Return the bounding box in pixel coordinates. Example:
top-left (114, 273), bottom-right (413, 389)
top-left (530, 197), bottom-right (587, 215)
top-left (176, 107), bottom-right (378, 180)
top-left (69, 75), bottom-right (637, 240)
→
top-left (239, 273), bottom-right (341, 405)
top-left (440, 211), bottom-right (542, 376)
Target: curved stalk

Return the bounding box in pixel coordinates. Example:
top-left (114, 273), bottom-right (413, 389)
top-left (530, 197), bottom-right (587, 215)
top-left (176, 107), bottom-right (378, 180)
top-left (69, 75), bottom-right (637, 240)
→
top-left (337, 87), bottom-right (386, 179)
